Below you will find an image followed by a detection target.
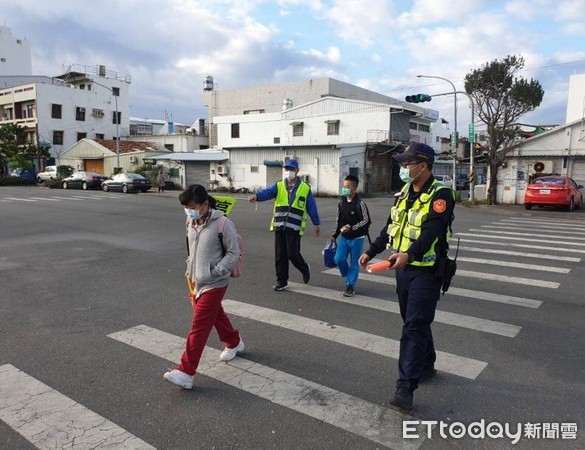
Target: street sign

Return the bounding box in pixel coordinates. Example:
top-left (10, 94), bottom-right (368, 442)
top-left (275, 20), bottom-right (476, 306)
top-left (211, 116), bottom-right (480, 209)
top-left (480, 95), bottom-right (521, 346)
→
top-left (450, 131), bottom-right (459, 150)
top-left (468, 123), bottom-right (475, 143)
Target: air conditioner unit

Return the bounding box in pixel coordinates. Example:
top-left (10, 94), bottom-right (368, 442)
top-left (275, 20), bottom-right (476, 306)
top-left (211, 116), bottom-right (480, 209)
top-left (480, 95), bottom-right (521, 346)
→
top-left (129, 155), bottom-right (137, 163)
top-left (217, 165), bottom-right (226, 174)
top-left (532, 160), bottom-right (553, 174)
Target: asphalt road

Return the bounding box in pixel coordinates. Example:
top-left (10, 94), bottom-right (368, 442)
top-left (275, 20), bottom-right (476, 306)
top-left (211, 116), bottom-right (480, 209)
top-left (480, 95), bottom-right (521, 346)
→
top-left (1, 185), bottom-right (584, 449)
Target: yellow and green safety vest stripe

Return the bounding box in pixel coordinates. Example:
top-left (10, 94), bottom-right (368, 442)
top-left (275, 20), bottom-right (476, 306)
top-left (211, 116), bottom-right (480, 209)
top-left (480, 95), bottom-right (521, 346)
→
top-left (271, 181), bottom-right (311, 235)
top-left (387, 180), bottom-right (454, 267)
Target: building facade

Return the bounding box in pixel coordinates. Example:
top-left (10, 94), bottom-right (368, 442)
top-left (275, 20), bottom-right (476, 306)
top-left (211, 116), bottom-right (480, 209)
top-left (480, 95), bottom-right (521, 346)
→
top-left (203, 77), bottom-right (438, 195)
top-left (0, 63), bottom-right (131, 170)
top-left (0, 26), bottom-right (32, 76)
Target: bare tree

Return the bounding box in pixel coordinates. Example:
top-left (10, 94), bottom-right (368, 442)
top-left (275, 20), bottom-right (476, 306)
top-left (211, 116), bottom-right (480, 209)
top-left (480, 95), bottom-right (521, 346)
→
top-left (465, 55), bottom-right (544, 204)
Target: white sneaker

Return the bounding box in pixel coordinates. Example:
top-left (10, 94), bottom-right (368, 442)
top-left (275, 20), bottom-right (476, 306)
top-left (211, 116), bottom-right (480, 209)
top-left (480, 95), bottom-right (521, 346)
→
top-left (163, 369), bottom-right (193, 389)
top-left (219, 339), bottom-right (245, 362)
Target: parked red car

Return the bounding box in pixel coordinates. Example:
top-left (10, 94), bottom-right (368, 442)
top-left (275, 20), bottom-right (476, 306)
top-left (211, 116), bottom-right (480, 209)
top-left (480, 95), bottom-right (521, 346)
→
top-left (524, 175), bottom-right (583, 211)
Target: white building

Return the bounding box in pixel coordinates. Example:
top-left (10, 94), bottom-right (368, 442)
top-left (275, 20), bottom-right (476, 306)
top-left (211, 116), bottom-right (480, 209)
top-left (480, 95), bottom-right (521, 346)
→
top-left (203, 77), bottom-right (438, 195)
top-left (0, 63), bottom-right (131, 169)
top-left (127, 116), bottom-right (209, 152)
top-left (0, 25), bottom-right (32, 76)
top-left (495, 72), bottom-right (585, 204)
top-left (565, 74), bottom-right (585, 124)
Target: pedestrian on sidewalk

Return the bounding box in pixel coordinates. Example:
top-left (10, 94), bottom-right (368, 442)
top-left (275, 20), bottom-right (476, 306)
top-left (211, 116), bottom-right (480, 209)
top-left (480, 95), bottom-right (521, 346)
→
top-left (331, 174), bottom-right (371, 297)
top-left (358, 143), bottom-right (455, 411)
top-left (157, 170), bottom-right (166, 195)
top-left (164, 184), bottom-right (244, 389)
top-left (248, 159), bottom-right (320, 291)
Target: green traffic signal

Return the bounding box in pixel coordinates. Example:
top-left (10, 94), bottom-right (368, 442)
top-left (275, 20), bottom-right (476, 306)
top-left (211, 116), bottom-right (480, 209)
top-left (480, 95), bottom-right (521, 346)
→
top-left (405, 93), bottom-right (432, 103)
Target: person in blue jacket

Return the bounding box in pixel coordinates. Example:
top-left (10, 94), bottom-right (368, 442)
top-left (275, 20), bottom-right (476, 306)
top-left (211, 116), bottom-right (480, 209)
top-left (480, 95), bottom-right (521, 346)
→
top-left (248, 159), bottom-right (321, 291)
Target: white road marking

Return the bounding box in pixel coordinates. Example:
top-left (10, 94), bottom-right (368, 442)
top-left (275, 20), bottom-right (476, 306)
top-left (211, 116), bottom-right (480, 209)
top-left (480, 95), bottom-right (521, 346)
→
top-left (29, 197), bottom-right (61, 201)
top-left (455, 269), bottom-right (559, 288)
top-left (456, 256), bottom-right (570, 273)
top-left (108, 325), bottom-right (424, 450)
top-left (455, 233), bottom-right (585, 249)
top-left (458, 246), bottom-right (580, 262)
top-left (4, 197), bottom-right (37, 202)
top-left (455, 237), bottom-right (585, 254)
top-left (49, 196), bottom-right (84, 201)
top-left (71, 195), bottom-right (103, 200)
top-left (321, 270), bottom-right (542, 309)
top-left (481, 224), bottom-right (585, 236)
top-left (500, 218), bottom-right (585, 229)
top-left (286, 282), bottom-right (521, 337)
top-left (0, 364), bottom-right (155, 450)
top-left (468, 228), bottom-right (585, 242)
top-left (223, 299), bottom-right (489, 378)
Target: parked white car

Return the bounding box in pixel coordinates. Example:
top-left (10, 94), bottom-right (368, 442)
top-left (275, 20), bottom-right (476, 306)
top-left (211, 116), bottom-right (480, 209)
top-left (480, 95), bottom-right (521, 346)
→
top-left (434, 174), bottom-right (454, 189)
top-left (37, 166), bottom-right (58, 183)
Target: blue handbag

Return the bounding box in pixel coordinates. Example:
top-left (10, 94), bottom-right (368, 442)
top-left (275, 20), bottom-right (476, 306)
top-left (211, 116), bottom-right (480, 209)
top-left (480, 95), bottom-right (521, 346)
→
top-left (323, 241), bottom-right (337, 268)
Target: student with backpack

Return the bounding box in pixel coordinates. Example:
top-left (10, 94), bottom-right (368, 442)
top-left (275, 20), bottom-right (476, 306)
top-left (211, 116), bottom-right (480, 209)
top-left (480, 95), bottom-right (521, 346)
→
top-left (331, 174), bottom-right (371, 297)
top-left (163, 184), bottom-right (244, 390)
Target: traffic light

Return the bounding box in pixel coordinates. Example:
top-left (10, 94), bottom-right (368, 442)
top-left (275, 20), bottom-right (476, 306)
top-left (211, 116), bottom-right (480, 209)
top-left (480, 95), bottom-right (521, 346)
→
top-left (405, 93), bottom-right (432, 103)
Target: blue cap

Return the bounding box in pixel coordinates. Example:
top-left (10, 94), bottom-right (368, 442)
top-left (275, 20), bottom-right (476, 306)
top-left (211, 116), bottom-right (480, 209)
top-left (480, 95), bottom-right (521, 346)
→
top-left (284, 159), bottom-right (299, 170)
top-left (393, 143), bottom-right (435, 164)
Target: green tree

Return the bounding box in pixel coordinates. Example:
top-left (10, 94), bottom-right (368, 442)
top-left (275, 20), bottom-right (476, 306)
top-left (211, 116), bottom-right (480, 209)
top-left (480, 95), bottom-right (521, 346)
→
top-left (0, 124), bottom-right (50, 176)
top-left (464, 55), bottom-right (544, 204)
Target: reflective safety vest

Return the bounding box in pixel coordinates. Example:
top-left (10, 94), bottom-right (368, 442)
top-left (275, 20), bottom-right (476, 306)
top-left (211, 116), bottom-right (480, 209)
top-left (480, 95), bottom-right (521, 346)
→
top-left (271, 180), bottom-right (311, 235)
top-left (387, 180), bottom-right (454, 267)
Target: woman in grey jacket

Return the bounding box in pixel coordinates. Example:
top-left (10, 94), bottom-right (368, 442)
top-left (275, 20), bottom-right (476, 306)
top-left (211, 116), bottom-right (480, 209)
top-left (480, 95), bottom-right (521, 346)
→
top-left (164, 184), bottom-right (244, 389)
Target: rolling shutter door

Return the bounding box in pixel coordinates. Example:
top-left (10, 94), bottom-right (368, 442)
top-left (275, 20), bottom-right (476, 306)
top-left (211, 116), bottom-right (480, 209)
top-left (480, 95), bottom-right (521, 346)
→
top-left (570, 159), bottom-right (585, 186)
top-left (84, 159), bottom-right (104, 174)
top-left (185, 162), bottom-right (210, 186)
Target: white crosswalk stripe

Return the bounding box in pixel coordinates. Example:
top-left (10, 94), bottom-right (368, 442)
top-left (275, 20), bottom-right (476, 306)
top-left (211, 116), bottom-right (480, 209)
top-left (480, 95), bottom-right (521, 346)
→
top-left (223, 298), bottom-right (489, 377)
top-left (0, 364), bottom-right (155, 450)
top-left (455, 237), bottom-right (585, 254)
top-left (480, 224), bottom-right (585, 236)
top-left (458, 246), bottom-right (580, 262)
top-left (468, 228), bottom-right (585, 242)
top-left (456, 256), bottom-right (570, 273)
top-left (455, 233), bottom-right (585, 249)
top-left (108, 325), bottom-right (425, 450)
top-left (323, 269), bottom-right (543, 308)
top-left (499, 218), bottom-right (585, 230)
top-left (285, 282), bottom-right (521, 337)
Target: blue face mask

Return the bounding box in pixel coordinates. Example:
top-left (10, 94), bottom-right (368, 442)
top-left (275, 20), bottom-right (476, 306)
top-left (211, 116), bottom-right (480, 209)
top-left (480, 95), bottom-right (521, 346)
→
top-left (341, 187), bottom-right (352, 197)
top-left (184, 207), bottom-right (201, 220)
top-left (399, 166), bottom-right (413, 183)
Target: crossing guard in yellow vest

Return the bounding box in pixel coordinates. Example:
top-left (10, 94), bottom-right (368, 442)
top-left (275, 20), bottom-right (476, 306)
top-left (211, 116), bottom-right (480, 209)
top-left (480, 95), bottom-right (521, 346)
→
top-left (248, 159), bottom-right (321, 291)
top-left (358, 143), bottom-right (455, 412)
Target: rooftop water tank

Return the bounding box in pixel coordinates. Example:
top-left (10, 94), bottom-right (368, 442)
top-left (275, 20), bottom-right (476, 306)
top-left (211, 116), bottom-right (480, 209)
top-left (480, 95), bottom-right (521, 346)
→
top-left (203, 76), bottom-right (214, 91)
top-left (282, 98), bottom-right (293, 110)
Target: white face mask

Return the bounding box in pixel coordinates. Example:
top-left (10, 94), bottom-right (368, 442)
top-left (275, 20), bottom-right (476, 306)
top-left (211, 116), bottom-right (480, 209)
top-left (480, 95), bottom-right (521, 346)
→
top-left (285, 170), bottom-right (296, 180)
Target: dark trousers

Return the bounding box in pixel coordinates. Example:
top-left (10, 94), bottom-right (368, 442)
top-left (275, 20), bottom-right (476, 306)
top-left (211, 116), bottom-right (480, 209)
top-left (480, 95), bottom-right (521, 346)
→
top-left (395, 266), bottom-right (441, 391)
top-left (275, 229), bottom-right (309, 283)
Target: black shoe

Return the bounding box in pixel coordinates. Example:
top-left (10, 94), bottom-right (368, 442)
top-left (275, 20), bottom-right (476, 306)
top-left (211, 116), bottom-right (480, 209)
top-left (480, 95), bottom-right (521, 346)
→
top-left (302, 265), bottom-right (310, 284)
top-left (273, 282), bottom-right (288, 291)
top-left (389, 387), bottom-right (413, 411)
top-left (420, 366), bottom-right (437, 383)
top-left (342, 285), bottom-right (355, 297)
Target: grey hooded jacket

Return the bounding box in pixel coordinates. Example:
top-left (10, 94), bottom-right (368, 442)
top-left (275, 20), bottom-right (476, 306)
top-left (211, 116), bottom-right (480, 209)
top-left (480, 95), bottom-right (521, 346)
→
top-left (186, 208), bottom-right (240, 298)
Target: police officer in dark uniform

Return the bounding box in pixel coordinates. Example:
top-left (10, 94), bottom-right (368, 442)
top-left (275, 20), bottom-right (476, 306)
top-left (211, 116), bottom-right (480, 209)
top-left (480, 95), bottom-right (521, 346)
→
top-left (358, 143), bottom-right (455, 411)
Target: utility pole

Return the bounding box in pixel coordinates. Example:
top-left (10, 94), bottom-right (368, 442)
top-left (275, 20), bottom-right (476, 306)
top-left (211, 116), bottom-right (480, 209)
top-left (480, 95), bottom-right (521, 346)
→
top-left (417, 75), bottom-right (457, 196)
